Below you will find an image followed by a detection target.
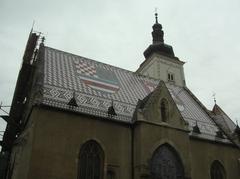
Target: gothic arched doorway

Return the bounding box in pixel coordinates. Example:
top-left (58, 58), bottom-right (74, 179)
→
top-left (150, 144), bottom-right (184, 179)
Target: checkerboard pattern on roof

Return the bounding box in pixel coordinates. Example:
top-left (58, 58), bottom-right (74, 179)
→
top-left (75, 60), bottom-right (97, 77)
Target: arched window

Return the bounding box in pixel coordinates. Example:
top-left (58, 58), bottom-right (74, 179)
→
top-left (160, 99), bottom-right (168, 122)
top-left (210, 160), bottom-right (226, 179)
top-left (78, 140), bottom-right (104, 179)
top-left (150, 144), bottom-right (184, 179)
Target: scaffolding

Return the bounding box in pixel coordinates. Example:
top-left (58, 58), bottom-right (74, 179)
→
top-left (0, 29), bottom-right (44, 179)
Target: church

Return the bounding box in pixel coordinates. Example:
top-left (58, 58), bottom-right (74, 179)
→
top-left (0, 13), bottom-right (240, 179)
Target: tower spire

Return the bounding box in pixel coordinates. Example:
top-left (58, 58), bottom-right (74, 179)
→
top-left (143, 12), bottom-right (176, 59)
top-left (152, 12), bottom-right (164, 44)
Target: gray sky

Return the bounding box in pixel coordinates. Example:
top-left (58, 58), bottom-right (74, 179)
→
top-left (0, 0), bottom-right (240, 134)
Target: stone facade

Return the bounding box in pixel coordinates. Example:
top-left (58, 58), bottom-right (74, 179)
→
top-left (8, 99), bottom-right (240, 179)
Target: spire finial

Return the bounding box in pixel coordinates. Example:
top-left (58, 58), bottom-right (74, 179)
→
top-left (193, 120), bottom-right (201, 133)
top-left (31, 20), bottom-right (35, 32)
top-left (212, 92), bottom-right (216, 104)
top-left (67, 90), bottom-right (78, 107)
top-left (154, 8), bottom-right (158, 23)
top-left (108, 100), bottom-right (117, 117)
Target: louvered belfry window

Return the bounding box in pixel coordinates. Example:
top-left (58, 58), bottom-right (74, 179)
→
top-left (211, 161), bottom-right (226, 179)
top-left (78, 140), bottom-right (104, 179)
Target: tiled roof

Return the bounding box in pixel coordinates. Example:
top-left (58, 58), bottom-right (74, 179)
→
top-left (41, 46), bottom-right (156, 122)
top-left (38, 46), bottom-right (232, 142)
top-left (212, 104), bottom-right (236, 133)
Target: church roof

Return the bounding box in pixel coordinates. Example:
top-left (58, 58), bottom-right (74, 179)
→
top-left (212, 104), bottom-right (237, 133)
top-left (36, 46), bottom-right (233, 143)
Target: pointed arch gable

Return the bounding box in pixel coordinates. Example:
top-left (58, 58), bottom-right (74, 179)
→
top-left (150, 143), bottom-right (185, 179)
top-left (78, 140), bottom-right (104, 179)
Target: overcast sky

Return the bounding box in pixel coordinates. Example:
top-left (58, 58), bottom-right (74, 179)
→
top-left (0, 0), bottom-right (240, 134)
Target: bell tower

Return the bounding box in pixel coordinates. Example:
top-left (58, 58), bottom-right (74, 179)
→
top-left (136, 13), bottom-right (186, 87)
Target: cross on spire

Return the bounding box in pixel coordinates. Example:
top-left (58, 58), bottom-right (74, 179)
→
top-left (155, 8), bottom-right (158, 23)
top-left (212, 92), bottom-right (217, 104)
